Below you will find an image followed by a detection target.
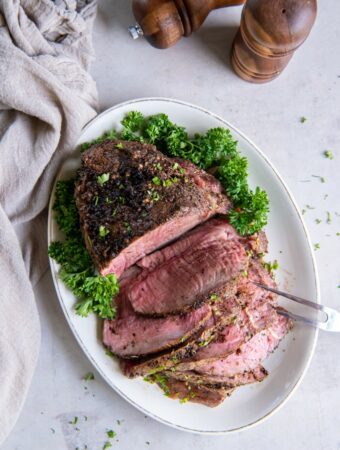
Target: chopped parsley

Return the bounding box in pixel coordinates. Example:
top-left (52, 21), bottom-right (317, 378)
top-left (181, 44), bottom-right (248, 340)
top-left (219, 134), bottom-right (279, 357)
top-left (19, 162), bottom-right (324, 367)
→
top-left (148, 189), bottom-right (160, 202)
top-left (116, 143), bottom-right (124, 149)
top-left (69, 417), bottom-right (78, 425)
top-left (144, 373), bottom-right (170, 396)
top-left (315, 218), bottom-right (322, 224)
top-left (124, 222), bottom-right (132, 232)
top-left (314, 243), bottom-right (320, 250)
top-left (97, 173), bottom-right (110, 186)
top-left (48, 180), bottom-right (119, 319)
top-left (107, 430), bottom-right (116, 439)
top-left (311, 174), bottom-right (325, 183)
top-left (300, 116), bottom-right (307, 123)
top-left (180, 392), bottom-right (196, 404)
top-left (263, 260), bottom-right (279, 273)
top-left (198, 335), bottom-right (215, 347)
top-left (324, 150), bottom-right (334, 159)
top-left (83, 372), bottom-right (95, 381)
top-left (99, 225), bottom-right (110, 238)
top-left (327, 211), bottom-right (332, 224)
top-left (152, 176), bottom-right (161, 186)
top-left (103, 442), bottom-right (112, 450)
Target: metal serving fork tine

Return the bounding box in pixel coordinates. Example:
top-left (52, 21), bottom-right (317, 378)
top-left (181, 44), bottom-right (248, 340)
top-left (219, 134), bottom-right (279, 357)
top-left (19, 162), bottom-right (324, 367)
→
top-left (253, 282), bottom-right (340, 332)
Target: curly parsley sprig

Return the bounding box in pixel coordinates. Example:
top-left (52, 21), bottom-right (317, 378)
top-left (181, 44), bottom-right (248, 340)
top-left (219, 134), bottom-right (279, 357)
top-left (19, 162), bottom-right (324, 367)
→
top-left (48, 179), bottom-right (119, 319)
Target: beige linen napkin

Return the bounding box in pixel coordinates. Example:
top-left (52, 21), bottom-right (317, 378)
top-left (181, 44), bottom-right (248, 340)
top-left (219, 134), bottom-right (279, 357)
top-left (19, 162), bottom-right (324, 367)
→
top-left (0, 0), bottom-right (98, 444)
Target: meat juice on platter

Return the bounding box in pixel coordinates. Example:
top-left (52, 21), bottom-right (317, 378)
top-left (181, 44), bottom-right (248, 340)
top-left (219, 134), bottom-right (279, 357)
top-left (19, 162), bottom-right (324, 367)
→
top-left (49, 113), bottom-right (292, 407)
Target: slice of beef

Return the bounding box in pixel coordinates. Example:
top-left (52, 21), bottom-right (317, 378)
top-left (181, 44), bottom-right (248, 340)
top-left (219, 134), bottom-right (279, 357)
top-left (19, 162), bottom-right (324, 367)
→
top-left (193, 314), bottom-right (292, 378)
top-left (161, 364), bottom-right (268, 389)
top-left (172, 278), bottom-right (278, 372)
top-left (150, 375), bottom-right (234, 407)
top-left (127, 219), bottom-right (248, 315)
top-left (75, 140), bottom-right (230, 278)
top-left (120, 288), bottom-right (241, 378)
top-left (102, 300), bottom-right (211, 358)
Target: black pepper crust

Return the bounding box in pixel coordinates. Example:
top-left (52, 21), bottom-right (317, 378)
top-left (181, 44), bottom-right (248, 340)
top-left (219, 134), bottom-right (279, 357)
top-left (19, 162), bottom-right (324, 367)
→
top-left (75, 140), bottom-right (226, 272)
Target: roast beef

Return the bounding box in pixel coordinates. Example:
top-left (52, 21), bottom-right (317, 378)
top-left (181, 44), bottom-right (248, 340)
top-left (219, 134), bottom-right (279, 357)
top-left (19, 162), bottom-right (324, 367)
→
top-left (193, 314), bottom-right (292, 378)
top-left (75, 140), bottom-right (230, 278)
top-left (171, 264), bottom-right (278, 371)
top-left (161, 364), bottom-right (268, 389)
top-left (174, 303), bottom-right (276, 372)
top-left (102, 299), bottom-right (211, 358)
top-left (127, 219), bottom-right (248, 315)
top-left (120, 286), bottom-right (241, 378)
top-left (150, 374), bottom-right (234, 407)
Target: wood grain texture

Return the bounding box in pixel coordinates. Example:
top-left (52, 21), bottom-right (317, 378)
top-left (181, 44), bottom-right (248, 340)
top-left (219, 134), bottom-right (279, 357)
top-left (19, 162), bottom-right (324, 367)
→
top-left (231, 0), bottom-right (317, 83)
top-left (132, 0), bottom-right (246, 48)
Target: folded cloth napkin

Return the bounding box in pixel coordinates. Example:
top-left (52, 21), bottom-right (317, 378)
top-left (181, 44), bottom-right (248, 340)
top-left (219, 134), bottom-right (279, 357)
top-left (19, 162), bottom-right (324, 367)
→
top-left (0, 0), bottom-right (98, 444)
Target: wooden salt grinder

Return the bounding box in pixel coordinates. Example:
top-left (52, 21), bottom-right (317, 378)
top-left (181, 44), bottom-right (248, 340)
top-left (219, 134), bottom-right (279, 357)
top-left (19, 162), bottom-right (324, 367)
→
top-left (231, 0), bottom-right (317, 83)
top-left (129, 0), bottom-right (246, 49)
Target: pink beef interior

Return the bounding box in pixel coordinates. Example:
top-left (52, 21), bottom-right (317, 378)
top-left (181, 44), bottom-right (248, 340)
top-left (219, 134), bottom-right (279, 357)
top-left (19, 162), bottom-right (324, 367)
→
top-left (103, 289), bottom-right (212, 358)
top-left (194, 314), bottom-right (292, 378)
top-left (127, 219), bottom-right (248, 315)
top-left (101, 212), bottom-right (210, 277)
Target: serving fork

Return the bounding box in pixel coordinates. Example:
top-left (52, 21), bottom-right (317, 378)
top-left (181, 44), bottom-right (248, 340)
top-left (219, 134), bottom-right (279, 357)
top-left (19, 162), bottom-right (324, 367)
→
top-left (254, 283), bottom-right (340, 333)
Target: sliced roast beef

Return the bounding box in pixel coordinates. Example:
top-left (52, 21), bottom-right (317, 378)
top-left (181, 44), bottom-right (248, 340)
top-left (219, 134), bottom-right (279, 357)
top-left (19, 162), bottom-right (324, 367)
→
top-left (103, 300), bottom-right (211, 358)
top-left (75, 140), bottom-right (230, 278)
top-left (193, 314), bottom-right (292, 378)
top-left (161, 364), bottom-right (268, 389)
top-left (150, 375), bottom-right (234, 407)
top-left (127, 219), bottom-right (248, 315)
top-left (172, 282), bottom-right (278, 372)
top-left (120, 288), bottom-right (241, 378)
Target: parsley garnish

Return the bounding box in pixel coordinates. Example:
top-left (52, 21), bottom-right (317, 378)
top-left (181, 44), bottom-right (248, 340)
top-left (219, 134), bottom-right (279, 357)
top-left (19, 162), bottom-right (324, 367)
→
top-left (48, 180), bottom-right (119, 319)
top-left (324, 150), bottom-right (334, 159)
top-left (148, 189), bottom-right (160, 202)
top-left (99, 225), bottom-right (110, 238)
top-left (69, 416), bottom-right (78, 425)
top-left (300, 116), bottom-right (307, 123)
top-left (97, 173), bottom-right (110, 186)
top-left (103, 442), bottom-right (112, 449)
top-left (83, 372), bottom-right (95, 381)
top-left (314, 243), bottom-right (320, 250)
top-left (152, 176), bottom-right (161, 186)
top-left (312, 174), bottom-right (325, 183)
top-left (263, 259), bottom-right (279, 273)
top-left (124, 222), bottom-right (132, 232)
top-left (315, 218), bottom-right (322, 224)
top-left (107, 430), bottom-right (116, 438)
top-left (327, 211), bottom-right (332, 224)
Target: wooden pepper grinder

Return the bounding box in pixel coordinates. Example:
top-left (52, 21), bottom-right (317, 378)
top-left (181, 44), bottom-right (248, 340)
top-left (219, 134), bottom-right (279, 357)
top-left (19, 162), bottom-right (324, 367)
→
top-left (231, 0), bottom-right (317, 83)
top-left (129, 0), bottom-right (246, 49)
